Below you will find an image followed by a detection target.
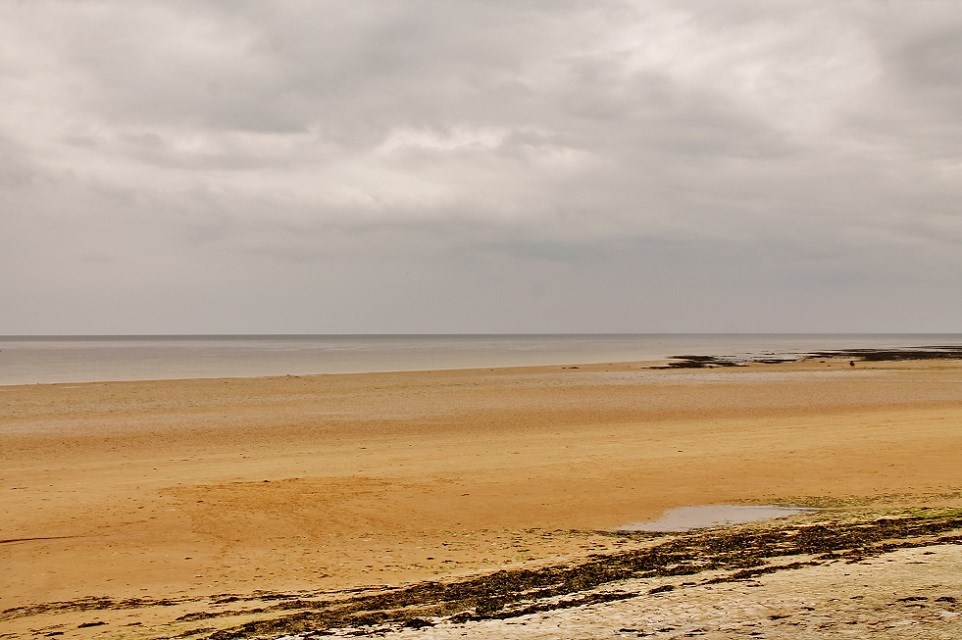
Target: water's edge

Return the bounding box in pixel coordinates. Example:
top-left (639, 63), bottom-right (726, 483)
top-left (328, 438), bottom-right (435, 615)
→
top-left (1, 333), bottom-right (960, 386)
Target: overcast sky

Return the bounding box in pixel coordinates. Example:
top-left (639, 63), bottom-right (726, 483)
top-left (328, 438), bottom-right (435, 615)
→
top-left (2, 1), bottom-right (961, 334)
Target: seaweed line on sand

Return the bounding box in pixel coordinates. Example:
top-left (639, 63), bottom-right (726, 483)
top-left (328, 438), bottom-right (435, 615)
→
top-left (5, 512), bottom-right (960, 639)
top-left (189, 513), bottom-right (962, 639)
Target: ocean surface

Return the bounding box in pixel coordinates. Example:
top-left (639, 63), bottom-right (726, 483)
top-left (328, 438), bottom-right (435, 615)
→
top-left (1, 334), bottom-right (961, 386)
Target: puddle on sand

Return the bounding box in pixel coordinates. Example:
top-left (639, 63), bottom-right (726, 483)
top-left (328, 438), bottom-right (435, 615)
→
top-left (617, 505), bottom-right (813, 533)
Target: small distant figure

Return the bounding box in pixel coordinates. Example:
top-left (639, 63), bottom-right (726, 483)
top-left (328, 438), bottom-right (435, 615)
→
top-left (849, 360), bottom-right (856, 367)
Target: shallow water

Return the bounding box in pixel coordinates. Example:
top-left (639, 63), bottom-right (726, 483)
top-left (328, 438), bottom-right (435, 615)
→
top-left (617, 505), bottom-right (813, 532)
top-left (1, 333), bottom-right (960, 385)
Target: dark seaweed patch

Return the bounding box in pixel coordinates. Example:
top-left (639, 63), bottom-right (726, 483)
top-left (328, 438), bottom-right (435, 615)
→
top-left (657, 346), bottom-right (962, 369)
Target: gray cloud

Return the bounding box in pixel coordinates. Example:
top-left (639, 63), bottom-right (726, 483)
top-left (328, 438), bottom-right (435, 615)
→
top-left (2, 1), bottom-right (961, 333)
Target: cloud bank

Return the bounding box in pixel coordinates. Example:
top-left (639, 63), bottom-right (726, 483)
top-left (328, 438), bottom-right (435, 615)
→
top-left (2, 1), bottom-right (961, 333)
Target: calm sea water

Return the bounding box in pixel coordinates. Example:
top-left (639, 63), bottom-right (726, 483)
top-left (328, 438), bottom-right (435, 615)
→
top-left (1, 334), bottom-right (960, 385)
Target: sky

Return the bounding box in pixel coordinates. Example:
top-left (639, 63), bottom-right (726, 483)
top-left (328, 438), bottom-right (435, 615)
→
top-left (2, 1), bottom-right (961, 334)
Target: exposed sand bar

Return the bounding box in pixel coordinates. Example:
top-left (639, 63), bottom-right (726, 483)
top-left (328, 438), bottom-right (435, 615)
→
top-left (2, 358), bottom-right (961, 633)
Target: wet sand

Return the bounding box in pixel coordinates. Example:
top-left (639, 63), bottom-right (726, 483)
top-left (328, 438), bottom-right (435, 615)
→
top-left (2, 357), bottom-right (961, 637)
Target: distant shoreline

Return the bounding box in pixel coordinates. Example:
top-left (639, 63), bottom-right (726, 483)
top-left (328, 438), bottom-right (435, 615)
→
top-left (2, 333), bottom-right (962, 386)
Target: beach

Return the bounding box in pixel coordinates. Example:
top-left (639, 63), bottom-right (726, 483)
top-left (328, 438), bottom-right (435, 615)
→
top-left (2, 356), bottom-right (962, 638)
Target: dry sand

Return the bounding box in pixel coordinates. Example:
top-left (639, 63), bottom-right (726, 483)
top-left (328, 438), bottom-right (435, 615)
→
top-left (2, 357), bottom-right (961, 638)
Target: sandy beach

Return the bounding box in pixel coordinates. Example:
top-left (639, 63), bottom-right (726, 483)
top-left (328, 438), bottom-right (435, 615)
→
top-left (2, 356), bottom-right (962, 638)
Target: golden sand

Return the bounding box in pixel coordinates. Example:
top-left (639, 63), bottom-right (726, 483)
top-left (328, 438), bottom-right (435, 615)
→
top-left (2, 358), bottom-right (961, 635)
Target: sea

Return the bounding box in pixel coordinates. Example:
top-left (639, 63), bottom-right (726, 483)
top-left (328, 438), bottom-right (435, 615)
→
top-left (1, 333), bottom-right (961, 386)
